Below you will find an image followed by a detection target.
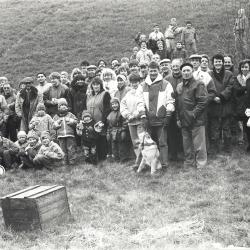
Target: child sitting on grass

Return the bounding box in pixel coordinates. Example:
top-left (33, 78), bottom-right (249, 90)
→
top-left (19, 130), bottom-right (41, 169)
top-left (33, 131), bottom-right (64, 170)
top-left (14, 131), bottom-right (28, 167)
top-left (53, 98), bottom-right (77, 166)
top-left (106, 98), bottom-right (127, 162)
top-left (76, 111), bottom-right (100, 165)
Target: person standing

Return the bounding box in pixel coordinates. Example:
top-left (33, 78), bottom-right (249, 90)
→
top-left (164, 18), bottom-right (183, 57)
top-left (15, 77), bottom-right (43, 132)
top-left (234, 8), bottom-right (249, 63)
top-left (208, 54), bottom-right (234, 154)
top-left (148, 24), bottom-right (165, 54)
top-left (36, 72), bottom-right (51, 94)
top-left (176, 63), bottom-right (207, 168)
top-left (181, 21), bottom-right (198, 56)
top-left (140, 61), bottom-right (175, 167)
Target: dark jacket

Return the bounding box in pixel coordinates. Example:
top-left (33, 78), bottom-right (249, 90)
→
top-left (233, 75), bottom-right (248, 118)
top-left (15, 86), bottom-right (43, 132)
top-left (67, 81), bottom-right (87, 120)
top-left (208, 69), bottom-right (234, 117)
top-left (44, 84), bottom-right (69, 116)
top-left (176, 77), bottom-right (207, 128)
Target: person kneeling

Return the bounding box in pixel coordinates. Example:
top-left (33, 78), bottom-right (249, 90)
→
top-left (33, 131), bottom-right (64, 170)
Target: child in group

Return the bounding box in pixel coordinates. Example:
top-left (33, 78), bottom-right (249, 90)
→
top-left (14, 131), bottom-right (28, 167)
top-left (53, 98), bottom-right (77, 166)
top-left (19, 130), bottom-right (41, 169)
top-left (101, 68), bottom-right (118, 98)
top-left (33, 131), bottom-right (64, 170)
top-left (76, 111), bottom-right (100, 165)
top-left (106, 98), bottom-right (127, 162)
top-left (0, 135), bottom-right (19, 170)
top-left (29, 103), bottom-right (54, 137)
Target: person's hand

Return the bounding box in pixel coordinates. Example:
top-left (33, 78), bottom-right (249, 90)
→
top-left (214, 97), bottom-right (221, 103)
top-left (177, 120), bottom-right (181, 128)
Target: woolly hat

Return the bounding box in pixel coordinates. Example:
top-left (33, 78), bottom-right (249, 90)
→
top-left (36, 103), bottom-right (46, 111)
top-left (27, 130), bottom-right (39, 140)
top-left (17, 131), bottom-right (27, 138)
top-left (81, 110), bottom-right (92, 119)
top-left (110, 97), bottom-right (120, 104)
top-left (40, 131), bottom-right (51, 140)
top-left (57, 98), bottom-right (68, 108)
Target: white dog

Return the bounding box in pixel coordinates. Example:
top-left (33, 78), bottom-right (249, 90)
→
top-left (136, 131), bottom-right (162, 175)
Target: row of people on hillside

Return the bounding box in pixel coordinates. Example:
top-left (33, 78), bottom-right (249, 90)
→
top-left (0, 50), bottom-right (250, 173)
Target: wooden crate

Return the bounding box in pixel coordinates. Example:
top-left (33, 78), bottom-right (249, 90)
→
top-left (0, 185), bottom-right (71, 231)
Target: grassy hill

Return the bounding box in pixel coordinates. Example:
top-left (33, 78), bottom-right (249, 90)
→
top-left (0, 0), bottom-right (249, 85)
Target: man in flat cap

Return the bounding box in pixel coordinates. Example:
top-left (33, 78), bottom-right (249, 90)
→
top-left (15, 77), bottom-right (43, 132)
top-left (176, 63), bottom-right (207, 169)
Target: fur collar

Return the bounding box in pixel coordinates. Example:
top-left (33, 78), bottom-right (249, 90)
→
top-left (145, 74), bottom-right (163, 86)
top-left (20, 86), bottom-right (38, 100)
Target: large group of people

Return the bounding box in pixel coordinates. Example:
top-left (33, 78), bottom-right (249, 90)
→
top-left (0, 16), bottom-right (250, 174)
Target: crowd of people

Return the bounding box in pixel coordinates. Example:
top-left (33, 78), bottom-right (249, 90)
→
top-left (0, 17), bottom-right (250, 174)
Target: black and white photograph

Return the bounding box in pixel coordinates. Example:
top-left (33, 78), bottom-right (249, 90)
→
top-left (0, 0), bottom-right (250, 249)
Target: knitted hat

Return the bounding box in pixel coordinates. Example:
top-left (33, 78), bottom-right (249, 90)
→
top-left (110, 97), bottom-right (120, 104)
top-left (17, 131), bottom-right (27, 138)
top-left (87, 65), bottom-right (97, 70)
top-left (159, 59), bottom-right (171, 65)
top-left (189, 54), bottom-right (202, 60)
top-left (27, 130), bottom-right (39, 140)
top-left (57, 98), bottom-right (68, 108)
top-left (40, 131), bottom-right (51, 140)
top-left (81, 110), bottom-right (92, 119)
top-left (36, 103), bottom-right (46, 111)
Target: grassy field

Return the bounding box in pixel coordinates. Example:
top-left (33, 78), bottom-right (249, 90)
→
top-left (0, 148), bottom-right (250, 249)
top-left (0, 0), bottom-right (250, 249)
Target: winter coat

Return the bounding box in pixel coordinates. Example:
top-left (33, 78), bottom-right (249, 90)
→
top-left (25, 142), bottom-right (42, 160)
top-left (4, 90), bottom-right (16, 115)
top-left (76, 119), bottom-right (99, 146)
top-left (140, 74), bottom-right (175, 126)
top-left (29, 114), bottom-right (54, 136)
top-left (36, 141), bottom-right (64, 160)
top-left (53, 112), bottom-right (77, 138)
top-left (176, 77), bottom-right (207, 128)
top-left (114, 86), bottom-right (131, 102)
top-left (234, 74), bottom-right (249, 117)
top-left (136, 48), bottom-right (153, 65)
top-left (0, 136), bottom-right (19, 154)
top-left (120, 88), bottom-right (146, 125)
top-left (87, 90), bottom-right (111, 124)
top-left (44, 84), bottom-right (69, 116)
top-left (208, 69), bottom-right (234, 117)
top-left (67, 82), bottom-right (87, 120)
top-left (165, 72), bottom-right (183, 91)
top-left (15, 86), bottom-right (43, 132)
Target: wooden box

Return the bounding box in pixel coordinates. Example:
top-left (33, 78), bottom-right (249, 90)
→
top-left (0, 185), bottom-right (71, 231)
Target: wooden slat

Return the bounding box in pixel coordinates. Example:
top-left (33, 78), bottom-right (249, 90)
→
top-left (12, 186), bottom-right (54, 198)
top-left (1, 185), bottom-right (40, 199)
top-left (29, 185), bottom-right (63, 198)
top-left (36, 190), bottom-right (66, 209)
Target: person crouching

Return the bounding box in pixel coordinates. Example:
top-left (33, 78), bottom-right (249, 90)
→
top-left (53, 98), bottom-right (77, 166)
top-left (19, 130), bottom-right (41, 169)
top-left (33, 131), bottom-right (64, 170)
